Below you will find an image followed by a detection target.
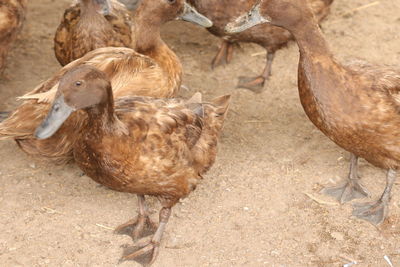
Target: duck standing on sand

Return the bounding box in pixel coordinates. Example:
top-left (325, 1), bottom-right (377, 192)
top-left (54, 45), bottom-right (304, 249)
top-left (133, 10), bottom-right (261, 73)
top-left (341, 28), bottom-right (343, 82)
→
top-left (188, 0), bottom-right (333, 92)
top-left (35, 65), bottom-right (231, 264)
top-left (226, 0), bottom-right (400, 225)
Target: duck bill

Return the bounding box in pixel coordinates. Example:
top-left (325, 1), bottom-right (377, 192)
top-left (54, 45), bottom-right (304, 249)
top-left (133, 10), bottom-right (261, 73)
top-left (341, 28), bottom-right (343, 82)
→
top-left (177, 2), bottom-right (213, 28)
top-left (225, 4), bottom-right (269, 33)
top-left (35, 95), bottom-right (75, 140)
top-left (95, 0), bottom-right (112, 15)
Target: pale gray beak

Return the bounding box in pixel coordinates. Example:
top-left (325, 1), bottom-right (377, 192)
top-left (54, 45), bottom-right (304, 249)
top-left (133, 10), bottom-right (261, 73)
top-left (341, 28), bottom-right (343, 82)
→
top-left (225, 4), bottom-right (269, 33)
top-left (95, 0), bottom-right (112, 15)
top-left (35, 95), bottom-right (75, 140)
top-left (177, 2), bottom-right (213, 28)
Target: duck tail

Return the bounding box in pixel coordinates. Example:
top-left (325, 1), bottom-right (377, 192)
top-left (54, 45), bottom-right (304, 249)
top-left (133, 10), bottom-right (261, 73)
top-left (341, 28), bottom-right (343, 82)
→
top-left (211, 94), bottom-right (231, 120)
top-left (190, 94), bottom-right (231, 175)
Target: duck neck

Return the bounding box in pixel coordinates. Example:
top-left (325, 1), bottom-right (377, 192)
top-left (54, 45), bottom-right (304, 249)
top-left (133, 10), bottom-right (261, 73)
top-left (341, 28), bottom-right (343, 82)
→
top-left (85, 87), bottom-right (123, 135)
top-left (290, 18), bottom-right (332, 59)
top-left (133, 17), bottom-right (182, 94)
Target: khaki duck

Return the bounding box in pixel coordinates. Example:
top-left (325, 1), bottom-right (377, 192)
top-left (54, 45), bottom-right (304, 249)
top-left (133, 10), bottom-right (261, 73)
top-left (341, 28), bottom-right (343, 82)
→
top-left (188, 0), bottom-right (333, 92)
top-left (0, 0), bottom-right (212, 163)
top-left (54, 0), bottom-right (134, 66)
top-left (226, 0), bottom-right (400, 225)
top-left (0, 0), bottom-right (27, 73)
top-left (35, 65), bottom-right (231, 265)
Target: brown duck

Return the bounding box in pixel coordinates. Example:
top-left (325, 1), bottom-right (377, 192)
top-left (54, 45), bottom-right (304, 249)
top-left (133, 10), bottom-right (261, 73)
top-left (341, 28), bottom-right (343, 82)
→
top-left (35, 65), bottom-right (230, 264)
top-left (54, 0), bottom-right (134, 66)
top-left (0, 0), bottom-right (27, 73)
top-left (226, 0), bottom-right (400, 225)
top-left (0, 0), bottom-right (211, 163)
top-left (187, 0), bottom-right (333, 92)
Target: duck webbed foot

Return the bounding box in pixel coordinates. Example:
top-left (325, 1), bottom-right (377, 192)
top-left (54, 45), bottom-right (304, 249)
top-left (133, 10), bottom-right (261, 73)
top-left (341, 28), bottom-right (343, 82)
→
top-left (352, 169), bottom-right (397, 225)
top-left (236, 52), bottom-right (275, 93)
top-left (237, 76), bottom-right (266, 93)
top-left (322, 154), bottom-right (369, 203)
top-left (211, 40), bottom-right (237, 69)
top-left (120, 207), bottom-right (171, 266)
top-left (115, 195), bottom-right (157, 240)
top-left (352, 199), bottom-right (388, 225)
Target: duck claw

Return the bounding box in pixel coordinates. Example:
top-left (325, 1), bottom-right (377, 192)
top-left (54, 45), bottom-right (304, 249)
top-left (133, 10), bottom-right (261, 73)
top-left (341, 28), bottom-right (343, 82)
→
top-left (352, 200), bottom-right (387, 225)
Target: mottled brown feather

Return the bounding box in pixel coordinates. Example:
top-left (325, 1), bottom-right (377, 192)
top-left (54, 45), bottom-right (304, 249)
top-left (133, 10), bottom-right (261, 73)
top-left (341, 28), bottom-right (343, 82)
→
top-left (0, 0), bottom-right (197, 162)
top-left (54, 0), bottom-right (134, 66)
top-left (0, 0), bottom-right (27, 72)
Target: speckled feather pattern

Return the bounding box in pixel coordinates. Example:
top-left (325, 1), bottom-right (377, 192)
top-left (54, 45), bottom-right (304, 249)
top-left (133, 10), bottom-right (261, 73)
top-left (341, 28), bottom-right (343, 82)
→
top-left (74, 95), bottom-right (230, 207)
top-left (54, 0), bottom-right (134, 66)
top-left (0, 0), bottom-right (27, 72)
top-left (0, 46), bottom-right (181, 163)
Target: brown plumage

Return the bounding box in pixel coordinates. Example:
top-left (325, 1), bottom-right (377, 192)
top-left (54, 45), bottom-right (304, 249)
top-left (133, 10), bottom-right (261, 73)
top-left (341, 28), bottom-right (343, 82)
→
top-left (0, 0), bottom-right (211, 163)
top-left (35, 65), bottom-right (230, 265)
top-left (54, 0), bottom-right (133, 66)
top-left (226, 0), bottom-right (400, 225)
top-left (188, 0), bottom-right (333, 92)
top-left (0, 0), bottom-right (27, 73)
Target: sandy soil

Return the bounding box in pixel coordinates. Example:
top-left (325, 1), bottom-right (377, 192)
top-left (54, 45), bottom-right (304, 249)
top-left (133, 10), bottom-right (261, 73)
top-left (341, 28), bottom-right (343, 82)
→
top-left (1, 0), bottom-right (400, 266)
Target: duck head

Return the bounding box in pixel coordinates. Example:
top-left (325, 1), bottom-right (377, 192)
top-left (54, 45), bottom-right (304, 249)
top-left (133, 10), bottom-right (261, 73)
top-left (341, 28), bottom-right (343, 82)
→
top-left (225, 0), bottom-right (311, 33)
top-left (80, 0), bottom-right (112, 15)
top-left (35, 66), bottom-right (112, 140)
top-left (135, 0), bottom-right (212, 28)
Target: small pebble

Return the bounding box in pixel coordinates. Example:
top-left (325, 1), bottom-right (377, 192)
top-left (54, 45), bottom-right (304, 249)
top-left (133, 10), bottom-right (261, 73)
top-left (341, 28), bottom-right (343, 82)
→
top-left (331, 231), bottom-right (344, 241)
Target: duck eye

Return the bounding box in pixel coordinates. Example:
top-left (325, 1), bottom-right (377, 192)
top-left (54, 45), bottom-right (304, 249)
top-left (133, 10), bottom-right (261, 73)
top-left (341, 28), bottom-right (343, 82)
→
top-left (75, 81), bottom-right (82, 86)
top-left (166, 0), bottom-right (176, 3)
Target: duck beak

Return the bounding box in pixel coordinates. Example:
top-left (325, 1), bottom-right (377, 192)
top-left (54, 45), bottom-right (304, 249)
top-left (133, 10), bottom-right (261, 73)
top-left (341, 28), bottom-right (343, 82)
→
top-left (95, 0), bottom-right (112, 15)
top-left (225, 4), bottom-right (269, 33)
top-left (35, 95), bottom-right (75, 140)
top-left (177, 2), bottom-right (213, 28)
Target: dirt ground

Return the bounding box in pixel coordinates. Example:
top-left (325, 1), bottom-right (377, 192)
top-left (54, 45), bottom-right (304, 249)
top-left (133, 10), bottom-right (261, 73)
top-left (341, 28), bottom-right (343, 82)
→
top-left (1, 0), bottom-right (400, 266)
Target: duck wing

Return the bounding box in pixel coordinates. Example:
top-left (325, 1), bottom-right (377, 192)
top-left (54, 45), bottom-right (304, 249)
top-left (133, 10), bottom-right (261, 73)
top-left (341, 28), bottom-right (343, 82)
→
top-left (345, 59), bottom-right (400, 106)
top-left (54, 0), bottom-right (133, 66)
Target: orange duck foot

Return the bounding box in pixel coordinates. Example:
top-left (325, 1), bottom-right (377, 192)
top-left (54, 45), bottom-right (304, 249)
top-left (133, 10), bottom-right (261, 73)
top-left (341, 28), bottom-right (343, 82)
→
top-left (115, 215), bottom-right (158, 241)
top-left (322, 180), bottom-right (369, 204)
top-left (236, 76), bottom-right (266, 93)
top-left (352, 200), bottom-right (388, 225)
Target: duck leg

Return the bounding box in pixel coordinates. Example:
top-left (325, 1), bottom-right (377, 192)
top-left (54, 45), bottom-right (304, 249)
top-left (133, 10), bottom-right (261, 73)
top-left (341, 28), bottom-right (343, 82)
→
top-left (121, 207), bottom-right (171, 265)
top-left (237, 52), bottom-right (275, 93)
top-left (115, 195), bottom-right (157, 240)
top-left (352, 169), bottom-right (396, 225)
top-left (322, 154), bottom-right (369, 203)
top-left (211, 40), bottom-right (236, 69)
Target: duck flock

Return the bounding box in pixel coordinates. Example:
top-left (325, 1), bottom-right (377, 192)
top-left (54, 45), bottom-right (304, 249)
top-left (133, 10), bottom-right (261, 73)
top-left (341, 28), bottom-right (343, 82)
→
top-left (1, 0), bottom-right (400, 265)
